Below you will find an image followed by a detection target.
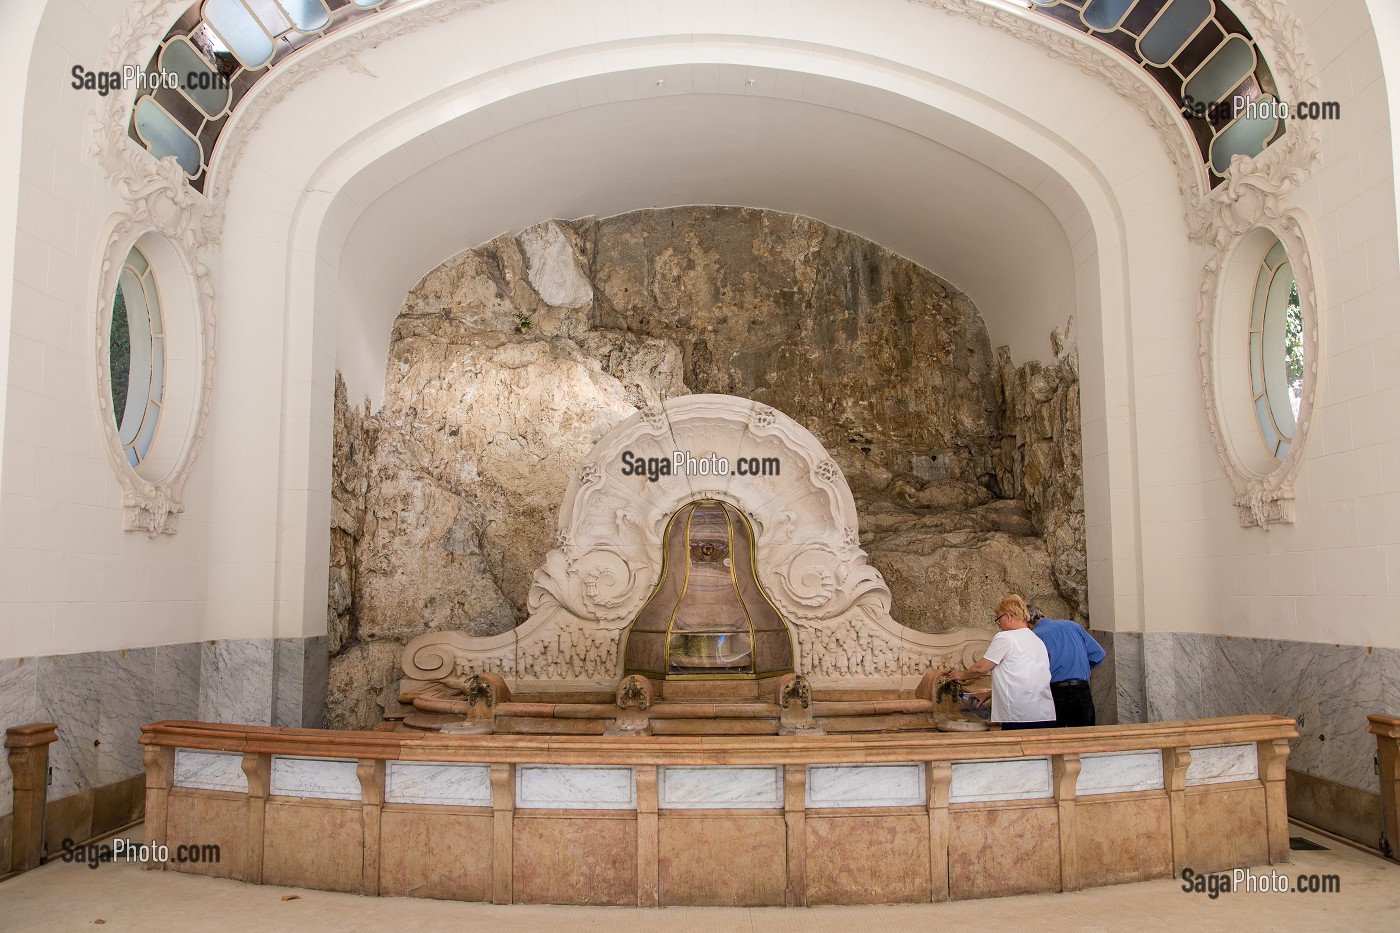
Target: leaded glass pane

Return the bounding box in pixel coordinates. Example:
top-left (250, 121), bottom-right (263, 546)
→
top-left (1210, 106), bottom-right (1278, 174)
top-left (203, 0), bottom-right (275, 68)
top-left (1082, 0), bottom-right (1136, 32)
top-left (1256, 394), bottom-right (1279, 454)
top-left (134, 400), bottom-right (161, 459)
top-left (161, 37), bottom-right (230, 118)
top-left (1183, 36), bottom-right (1254, 106)
top-left (134, 98), bottom-right (203, 177)
top-left (279, 0), bottom-right (331, 31)
top-left (1140, 0), bottom-right (1213, 66)
top-left (1251, 267), bottom-right (1269, 328)
top-left (1264, 239), bottom-right (1288, 271)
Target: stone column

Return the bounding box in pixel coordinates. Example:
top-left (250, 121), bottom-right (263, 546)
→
top-left (490, 763), bottom-right (514, 903)
top-left (357, 759), bottom-right (385, 895)
top-left (5, 723), bottom-right (57, 873)
top-left (1256, 738), bottom-right (1292, 865)
top-left (1367, 715), bottom-right (1400, 861)
top-left (1163, 747), bottom-right (1192, 877)
top-left (241, 753), bottom-right (271, 883)
top-left (635, 766), bottom-right (659, 906)
top-left (1053, 754), bottom-right (1081, 891)
top-left (783, 766), bottom-right (807, 906)
top-left (927, 760), bottom-right (951, 901)
top-left (141, 744), bottom-right (174, 870)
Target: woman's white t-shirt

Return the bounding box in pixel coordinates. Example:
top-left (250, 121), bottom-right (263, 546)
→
top-left (982, 628), bottom-right (1055, 723)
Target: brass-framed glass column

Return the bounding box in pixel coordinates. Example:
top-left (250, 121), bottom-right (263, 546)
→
top-left (623, 499), bottom-right (794, 679)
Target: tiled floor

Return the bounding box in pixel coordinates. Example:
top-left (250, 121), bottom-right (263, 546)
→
top-left (0, 825), bottom-right (1396, 932)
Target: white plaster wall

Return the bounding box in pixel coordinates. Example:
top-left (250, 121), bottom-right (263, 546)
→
top-left (215, 0), bottom-right (1181, 638)
top-left (1127, 0), bottom-right (1400, 651)
top-left (4, 0), bottom-right (1394, 671)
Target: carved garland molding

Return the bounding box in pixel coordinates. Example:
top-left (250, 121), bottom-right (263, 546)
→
top-left (1197, 211), bottom-right (1321, 528)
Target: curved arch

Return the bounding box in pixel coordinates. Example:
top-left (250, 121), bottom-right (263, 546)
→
top-left (198, 0), bottom-right (1169, 642)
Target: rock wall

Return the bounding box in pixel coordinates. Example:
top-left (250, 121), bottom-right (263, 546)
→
top-left (327, 207), bottom-right (1085, 728)
top-left (992, 326), bottom-right (1087, 619)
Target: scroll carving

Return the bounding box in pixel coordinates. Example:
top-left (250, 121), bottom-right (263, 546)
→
top-left (403, 395), bottom-right (992, 690)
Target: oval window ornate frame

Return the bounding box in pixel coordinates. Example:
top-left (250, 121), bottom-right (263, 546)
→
top-left (1199, 211), bottom-right (1322, 527)
top-left (93, 221), bottom-right (215, 534)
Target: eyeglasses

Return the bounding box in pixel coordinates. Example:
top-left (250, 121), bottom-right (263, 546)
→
top-left (993, 612), bottom-right (1009, 624)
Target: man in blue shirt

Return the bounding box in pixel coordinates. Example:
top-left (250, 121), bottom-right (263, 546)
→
top-left (1026, 605), bottom-right (1105, 727)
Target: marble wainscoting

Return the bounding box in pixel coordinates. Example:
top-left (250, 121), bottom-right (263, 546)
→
top-left (1136, 630), bottom-right (1400, 846)
top-left (0, 636), bottom-right (328, 843)
top-left (1086, 630), bottom-right (1145, 727)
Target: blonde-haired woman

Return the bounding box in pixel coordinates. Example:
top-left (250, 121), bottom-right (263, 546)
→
top-left (944, 595), bottom-right (1056, 730)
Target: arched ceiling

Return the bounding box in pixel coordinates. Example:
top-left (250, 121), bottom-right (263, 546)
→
top-left (334, 78), bottom-right (1078, 403)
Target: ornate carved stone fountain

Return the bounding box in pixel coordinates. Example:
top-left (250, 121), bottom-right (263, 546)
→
top-left (398, 394), bottom-right (990, 733)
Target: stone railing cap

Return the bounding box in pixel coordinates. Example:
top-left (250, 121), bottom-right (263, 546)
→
top-left (1366, 714), bottom-right (1400, 737)
top-left (4, 722), bottom-right (59, 748)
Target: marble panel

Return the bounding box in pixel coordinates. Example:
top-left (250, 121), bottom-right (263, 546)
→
top-left (1089, 630), bottom-right (1117, 724)
top-left (0, 657), bottom-right (38, 817)
top-left (199, 638), bottom-right (273, 726)
top-left (301, 635), bottom-right (329, 729)
top-left (1257, 638), bottom-right (1384, 791)
top-left (1144, 631), bottom-right (1262, 722)
top-left (1182, 786), bottom-right (1268, 874)
top-left (1186, 743), bottom-right (1258, 785)
top-left (658, 814), bottom-right (786, 906)
top-left (1074, 797), bottom-right (1172, 885)
top-left (514, 815), bottom-right (637, 905)
top-left (385, 762), bottom-right (491, 806)
top-left (948, 805), bottom-right (1060, 899)
top-left (174, 749), bottom-right (249, 793)
top-left (164, 791), bottom-right (244, 879)
top-left (272, 638), bottom-right (305, 729)
top-left (153, 642), bottom-right (201, 722)
top-left (1077, 750), bottom-right (1163, 796)
top-left (658, 766), bottom-right (782, 809)
top-left (95, 647), bottom-right (155, 785)
top-left (263, 800), bottom-right (363, 893)
top-left (516, 765), bottom-right (636, 810)
top-left (805, 763), bottom-right (925, 808)
top-left (35, 652), bottom-right (104, 801)
top-left (805, 814), bottom-right (930, 904)
top-left (949, 757), bottom-right (1052, 804)
top-left (379, 809), bottom-right (493, 900)
top-left (1114, 632), bottom-right (1145, 724)
top-left (270, 755), bottom-right (361, 800)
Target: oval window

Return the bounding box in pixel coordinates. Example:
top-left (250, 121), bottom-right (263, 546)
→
top-left (1248, 239), bottom-right (1302, 460)
top-left (110, 245), bottom-right (166, 470)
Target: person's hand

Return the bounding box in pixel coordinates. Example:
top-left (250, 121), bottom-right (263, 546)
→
top-left (944, 668), bottom-right (964, 682)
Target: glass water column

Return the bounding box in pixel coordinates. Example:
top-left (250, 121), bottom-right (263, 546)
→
top-left (623, 500), bottom-right (793, 680)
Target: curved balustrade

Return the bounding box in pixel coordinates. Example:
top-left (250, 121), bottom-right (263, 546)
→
top-left (141, 715), bottom-right (1296, 905)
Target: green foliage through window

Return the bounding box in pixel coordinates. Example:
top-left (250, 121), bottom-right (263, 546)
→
top-left (110, 284), bottom-right (131, 427)
top-left (1284, 281), bottom-right (1302, 417)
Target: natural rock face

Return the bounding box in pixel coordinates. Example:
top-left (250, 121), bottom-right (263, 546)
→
top-left (992, 328), bottom-right (1087, 620)
top-left (327, 207), bottom-right (1086, 728)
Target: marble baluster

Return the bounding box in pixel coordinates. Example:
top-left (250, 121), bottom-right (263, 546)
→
top-left (636, 766), bottom-right (659, 907)
top-left (1257, 738), bottom-right (1291, 865)
top-left (357, 759), bottom-right (385, 895)
top-left (490, 763), bottom-right (513, 904)
top-left (784, 766), bottom-right (806, 907)
top-left (141, 745), bottom-right (173, 870)
top-left (927, 760), bottom-right (951, 902)
top-left (242, 753), bottom-right (270, 884)
top-left (1054, 754), bottom-right (1081, 892)
top-left (1163, 747), bottom-right (1191, 877)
